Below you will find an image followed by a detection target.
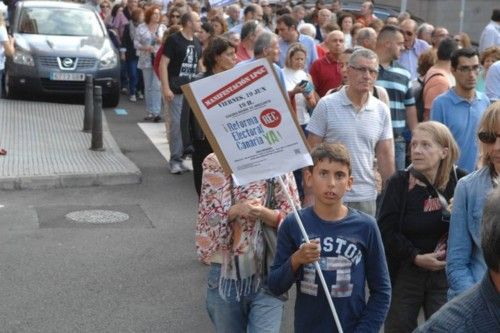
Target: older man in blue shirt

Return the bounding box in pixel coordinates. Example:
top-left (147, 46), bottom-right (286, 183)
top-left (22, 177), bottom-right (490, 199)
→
top-left (398, 19), bottom-right (431, 81)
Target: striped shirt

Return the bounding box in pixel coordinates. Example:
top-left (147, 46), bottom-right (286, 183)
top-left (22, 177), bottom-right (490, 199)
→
top-left (376, 61), bottom-right (415, 136)
top-left (306, 87), bottom-right (393, 202)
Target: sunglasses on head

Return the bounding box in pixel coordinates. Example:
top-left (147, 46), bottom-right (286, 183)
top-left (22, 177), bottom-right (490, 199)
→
top-left (478, 131), bottom-right (500, 144)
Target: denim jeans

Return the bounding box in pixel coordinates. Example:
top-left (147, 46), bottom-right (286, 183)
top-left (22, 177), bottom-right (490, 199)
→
top-left (142, 67), bottom-right (161, 116)
top-left (126, 58), bottom-right (138, 96)
top-left (120, 59), bottom-right (128, 90)
top-left (206, 264), bottom-right (284, 333)
top-left (394, 136), bottom-right (407, 171)
top-left (168, 94), bottom-right (184, 163)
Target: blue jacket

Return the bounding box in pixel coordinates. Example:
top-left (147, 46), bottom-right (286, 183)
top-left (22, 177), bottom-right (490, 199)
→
top-left (447, 167), bottom-right (493, 299)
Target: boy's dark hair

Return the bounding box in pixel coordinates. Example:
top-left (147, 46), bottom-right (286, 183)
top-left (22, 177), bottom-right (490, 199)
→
top-left (450, 47), bottom-right (478, 69)
top-left (309, 143), bottom-right (352, 175)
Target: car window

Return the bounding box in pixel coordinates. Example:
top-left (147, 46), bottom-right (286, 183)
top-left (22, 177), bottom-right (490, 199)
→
top-left (18, 7), bottom-right (104, 36)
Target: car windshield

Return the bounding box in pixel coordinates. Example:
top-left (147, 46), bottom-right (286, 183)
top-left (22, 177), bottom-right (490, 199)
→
top-left (18, 7), bottom-right (104, 36)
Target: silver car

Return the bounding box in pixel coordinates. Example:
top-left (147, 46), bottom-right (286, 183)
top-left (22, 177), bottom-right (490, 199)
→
top-left (5, 1), bottom-right (120, 107)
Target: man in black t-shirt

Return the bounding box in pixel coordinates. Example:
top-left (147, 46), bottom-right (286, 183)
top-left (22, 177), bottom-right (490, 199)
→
top-left (159, 12), bottom-right (202, 174)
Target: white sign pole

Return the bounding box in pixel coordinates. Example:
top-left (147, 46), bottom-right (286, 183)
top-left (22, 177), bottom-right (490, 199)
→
top-left (277, 176), bottom-right (344, 333)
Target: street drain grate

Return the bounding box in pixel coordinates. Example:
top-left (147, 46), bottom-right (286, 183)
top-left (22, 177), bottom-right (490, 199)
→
top-left (65, 210), bottom-right (130, 224)
top-left (37, 205), bottom-right (153, 228)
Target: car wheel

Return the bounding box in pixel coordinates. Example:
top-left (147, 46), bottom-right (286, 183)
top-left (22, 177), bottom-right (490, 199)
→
top-left (4, 72), bottom-right (19, 99)
top-left (103, 88), bottom-right (120, 108)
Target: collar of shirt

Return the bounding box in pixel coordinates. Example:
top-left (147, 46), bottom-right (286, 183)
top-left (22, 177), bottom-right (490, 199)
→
top-left (339, 86), bottom-right (375, 111)
top-left (325, 52), bottom-right (341, 64)
top-left (449, 88), bottom-right (487, 105)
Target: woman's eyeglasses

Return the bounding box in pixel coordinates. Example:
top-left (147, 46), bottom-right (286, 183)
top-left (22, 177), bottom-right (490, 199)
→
top-left (478, 131), bottom-right (500, 144)
top-left (100, 5), bottom-right (110, 8)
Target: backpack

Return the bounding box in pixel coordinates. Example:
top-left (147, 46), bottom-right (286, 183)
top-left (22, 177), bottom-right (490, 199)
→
top-left (153, 43), bottom-right (164, 79)
top-left (413, 72), bottom-right (444, 122)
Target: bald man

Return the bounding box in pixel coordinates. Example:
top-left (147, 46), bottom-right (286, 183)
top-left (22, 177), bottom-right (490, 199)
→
top-left (310, 30), bottom-right (345, 96)
top-left (355, 27), bottom-right (377, 50)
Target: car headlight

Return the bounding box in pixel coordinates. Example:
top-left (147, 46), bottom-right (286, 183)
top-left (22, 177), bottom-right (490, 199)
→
top-left (13, 50), bottom-right (34, 67)
top-left (99, 50), bottom-right (118, 70)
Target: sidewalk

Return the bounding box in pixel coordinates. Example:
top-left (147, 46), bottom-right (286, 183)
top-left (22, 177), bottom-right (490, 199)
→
top-left (0, 99), bottom-right (141, 190)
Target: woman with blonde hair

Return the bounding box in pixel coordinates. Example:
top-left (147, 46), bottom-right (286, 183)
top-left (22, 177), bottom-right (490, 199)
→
top-left (378, 121), bottom-right (467, 332)
top-left (447, 102), bottom-right (500, 300)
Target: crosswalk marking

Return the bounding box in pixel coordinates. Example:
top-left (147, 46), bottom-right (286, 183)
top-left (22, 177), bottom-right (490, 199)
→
top-left (137, 122), bottom-right (192, 169)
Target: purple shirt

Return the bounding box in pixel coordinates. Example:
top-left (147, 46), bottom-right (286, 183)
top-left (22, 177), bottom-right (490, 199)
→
top-left (398, 38), bottom-right (430, 81)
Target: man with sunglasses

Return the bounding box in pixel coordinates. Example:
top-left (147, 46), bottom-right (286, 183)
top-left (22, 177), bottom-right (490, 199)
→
top-left (431, 48), bottom-right (491, 173)
top-left (398, 19), bottom-right (431, 81)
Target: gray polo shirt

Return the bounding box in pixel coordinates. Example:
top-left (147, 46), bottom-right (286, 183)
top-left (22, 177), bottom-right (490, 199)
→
top-left (306, 86), bottom-right (393, 202)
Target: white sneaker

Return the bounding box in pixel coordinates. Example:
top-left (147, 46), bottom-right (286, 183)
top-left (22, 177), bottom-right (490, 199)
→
top-left (137, 92), bottom-right (144, 100)
top-left (170, 163), bottom-right (183, 174)
top-left (129, 95), bottom-right (137, 102)
top-left (180, 162), bottom-right (191, 172)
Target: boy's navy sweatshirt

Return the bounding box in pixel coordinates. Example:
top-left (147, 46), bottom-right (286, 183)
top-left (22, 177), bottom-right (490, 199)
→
top-left (268, 207), bottom-right (391, 333)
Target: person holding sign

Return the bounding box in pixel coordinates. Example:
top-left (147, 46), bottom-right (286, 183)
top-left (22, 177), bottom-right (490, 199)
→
top-left (196, 153), bottom-right (300, 333)
top-left (268, 143), bottom-right (391, 333)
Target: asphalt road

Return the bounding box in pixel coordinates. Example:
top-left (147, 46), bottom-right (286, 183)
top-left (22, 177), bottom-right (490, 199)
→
top-left (0, 94), bottom-right (295, 333)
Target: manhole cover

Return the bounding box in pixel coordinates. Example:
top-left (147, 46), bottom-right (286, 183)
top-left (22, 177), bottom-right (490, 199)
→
top-left (65, 210), bottom-right (130, 224)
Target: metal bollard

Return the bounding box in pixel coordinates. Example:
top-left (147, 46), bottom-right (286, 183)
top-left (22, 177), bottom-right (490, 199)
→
top-left (83, 74), bottom-right (93, 133)
top-left (90, 86), bottom-right (105, 151)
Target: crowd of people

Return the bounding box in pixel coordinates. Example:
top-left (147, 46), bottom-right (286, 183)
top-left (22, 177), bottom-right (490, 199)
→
top-left (95, 0), bottom-right (499, 332)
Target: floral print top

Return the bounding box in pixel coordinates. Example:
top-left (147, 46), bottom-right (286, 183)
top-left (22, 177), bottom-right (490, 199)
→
top-left (196, 153), bottom-right (301, 264)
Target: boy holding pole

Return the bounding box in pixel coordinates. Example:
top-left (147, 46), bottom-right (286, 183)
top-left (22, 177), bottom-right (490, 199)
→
top-left (268, 143), bottom-right (391, 332)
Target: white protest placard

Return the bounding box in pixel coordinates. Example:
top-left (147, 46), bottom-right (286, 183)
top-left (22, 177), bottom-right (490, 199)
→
top-left (181, 58), bottom-right (312, 185)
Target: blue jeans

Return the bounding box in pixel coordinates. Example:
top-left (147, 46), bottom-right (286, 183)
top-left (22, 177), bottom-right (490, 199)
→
top-left (168, 94), bottom-right (184, 163)
top-left (142, 67), bottom-right (161, 116)
top-left (395, 136), bottom-right (406, 171)
top-left (206, 264), bottom-right (284, 333)
top-left (126, 58), bottom-right (138, 96)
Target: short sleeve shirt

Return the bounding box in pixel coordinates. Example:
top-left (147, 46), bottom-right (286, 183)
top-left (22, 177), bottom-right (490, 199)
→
top-left (163, 31), bottom-right (202, 78)
top-left (376, 61), bottom-right (415, 136)
top-left (306, 87), bottom-right (393, 202)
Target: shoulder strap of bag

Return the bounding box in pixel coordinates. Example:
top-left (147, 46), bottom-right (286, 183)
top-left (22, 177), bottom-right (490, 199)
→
top-left (409, 166), bottom-right (449, 209)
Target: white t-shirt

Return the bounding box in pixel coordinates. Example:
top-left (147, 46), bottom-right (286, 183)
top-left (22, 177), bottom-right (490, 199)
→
top-left (306, 86), bottom-right (393, 202)
top-left (283, 67), bottom-right (311, 126)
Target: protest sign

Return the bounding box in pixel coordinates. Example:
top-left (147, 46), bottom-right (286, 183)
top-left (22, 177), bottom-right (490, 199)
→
top-left (182, 58), bottom-right (312, 185)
